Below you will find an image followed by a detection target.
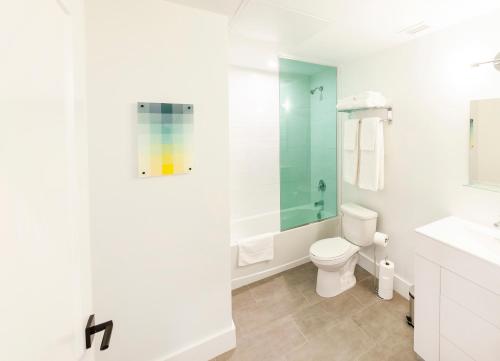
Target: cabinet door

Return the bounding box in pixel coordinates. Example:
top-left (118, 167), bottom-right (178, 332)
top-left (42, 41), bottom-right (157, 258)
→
top-left (441, 337), bottom-right (473, 361)
top-left (441, 296), bottom-right (500, 361)
top-left (414, 255), bottom-right (440, 361)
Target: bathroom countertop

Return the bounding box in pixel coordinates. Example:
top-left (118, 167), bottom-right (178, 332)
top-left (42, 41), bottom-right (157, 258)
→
top-left (416, 216), bottom-right (500, 268)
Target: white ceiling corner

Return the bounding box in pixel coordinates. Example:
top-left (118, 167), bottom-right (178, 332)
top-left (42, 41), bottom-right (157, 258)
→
top-left (168, 0), bottom-right (500, 66)
top-left (261, 0), bottom-right (337, 21)
top-left (166, 0), bottom-right (244, 17)
top-left (230, 0), bottom-right (329, 47)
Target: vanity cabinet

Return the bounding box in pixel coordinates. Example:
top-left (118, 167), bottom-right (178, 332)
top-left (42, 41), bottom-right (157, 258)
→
top-left (414, 217), bottom-right (500, 361)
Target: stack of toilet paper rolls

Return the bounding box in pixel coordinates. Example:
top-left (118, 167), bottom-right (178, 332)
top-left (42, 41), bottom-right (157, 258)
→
top-left (372, 232), bottom-right (394, 300)
top-left (378, 259), bottom-right (395, 300)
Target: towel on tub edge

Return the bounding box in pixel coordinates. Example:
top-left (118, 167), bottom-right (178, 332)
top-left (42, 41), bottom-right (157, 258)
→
top-left (238, 233), bottom-right (275, 266)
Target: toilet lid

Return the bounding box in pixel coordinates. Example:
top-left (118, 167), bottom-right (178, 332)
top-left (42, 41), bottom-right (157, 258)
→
top-left (310, 237), bottom-right (355, 260)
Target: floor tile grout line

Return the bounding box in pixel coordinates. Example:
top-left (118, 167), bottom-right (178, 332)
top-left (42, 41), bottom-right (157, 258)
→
top-left (246, 284), bottom-right (258, 304)
top-left (351, 300), bottom-right (380, 318)
top-left (348, 288), bottom-right (382, 309)
top-left (353, 313), bottom-right (379, 345)
top-left (288, 317), bottom-right (310, 352)
top-left (290, 306), bottom-right (317, 344)
top-left (343, 290), bottom-right (379, 317)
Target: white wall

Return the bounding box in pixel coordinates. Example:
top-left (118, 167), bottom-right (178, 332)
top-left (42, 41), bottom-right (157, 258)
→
top-left (340, 9), bottom-right (500, 287)
top-left (228, 66), bottom-right (280, 224)
top-left (1, 0), bottom-right (93, 360)
top-left (86, 1), bottom-right (234, 360)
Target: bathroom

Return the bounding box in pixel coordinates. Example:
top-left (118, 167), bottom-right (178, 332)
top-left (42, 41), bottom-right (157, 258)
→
top-left (3, 1), bottom-right (500, 361)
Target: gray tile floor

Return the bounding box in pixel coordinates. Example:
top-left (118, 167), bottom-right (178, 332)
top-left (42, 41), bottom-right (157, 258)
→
top-left (214, 262), bottom-right (419, 361)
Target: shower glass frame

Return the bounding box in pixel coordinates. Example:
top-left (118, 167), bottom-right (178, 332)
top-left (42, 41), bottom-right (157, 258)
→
top-left (279, 58), bottom-right (338, 231)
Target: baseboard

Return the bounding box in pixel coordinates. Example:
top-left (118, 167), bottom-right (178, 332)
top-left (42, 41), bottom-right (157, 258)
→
top-left (231, 256), bottom-right (310, 289)
top-left (357, 251), bottom-right (411, 300)
top-left (157, 321), bottom-right (236, 361)
top-left (231, 251), bottom-right (411, 300)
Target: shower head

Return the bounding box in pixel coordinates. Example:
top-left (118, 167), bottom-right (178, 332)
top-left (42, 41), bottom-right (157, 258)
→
top-left (310, 86), bottom-right (324, 100)
top-left (310, 86), bottom-right (324, 95)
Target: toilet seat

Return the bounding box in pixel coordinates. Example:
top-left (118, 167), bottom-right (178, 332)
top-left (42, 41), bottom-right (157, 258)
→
top-left (310, 237), bottom-right (360, 264)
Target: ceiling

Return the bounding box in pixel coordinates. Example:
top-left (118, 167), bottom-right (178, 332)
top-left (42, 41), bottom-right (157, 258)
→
top-left (167, 0), bottom-right (243, 16)
top-left (169, 0), bottom-right (500, 65)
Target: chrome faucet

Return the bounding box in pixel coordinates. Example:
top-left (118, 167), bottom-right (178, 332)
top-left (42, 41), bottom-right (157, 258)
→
top-left (314, 200), bottom-right (324, 207)
top-left (318, 179), bottom-right (326, 192)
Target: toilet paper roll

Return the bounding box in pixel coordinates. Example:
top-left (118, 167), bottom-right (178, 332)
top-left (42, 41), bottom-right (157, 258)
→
top-left (373, 232), bottom-right (389, 247)
top-left (378, 259), bottom-right (395, 300)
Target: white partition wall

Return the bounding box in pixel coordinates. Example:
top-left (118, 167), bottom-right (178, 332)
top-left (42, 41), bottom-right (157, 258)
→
top-left (86, 1), bottom-right (234, 360)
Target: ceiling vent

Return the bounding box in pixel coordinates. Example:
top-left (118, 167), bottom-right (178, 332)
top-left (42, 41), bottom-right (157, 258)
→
top-left (398, 22), bottom-right (430, 35)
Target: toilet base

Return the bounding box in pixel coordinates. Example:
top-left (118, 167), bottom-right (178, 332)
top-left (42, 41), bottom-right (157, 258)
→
top-left (315, 254), bottom-right (358, 298)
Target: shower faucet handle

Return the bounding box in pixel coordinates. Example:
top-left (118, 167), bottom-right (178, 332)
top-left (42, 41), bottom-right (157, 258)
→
top-left (318, 179), bottom-right (326, 192)
top-left (314, 200), bottom-right (324, 207)
top-left (494, 220), bottom-right (500, 228)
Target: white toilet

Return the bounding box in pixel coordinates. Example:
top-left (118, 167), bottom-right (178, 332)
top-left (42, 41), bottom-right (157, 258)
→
top-left (310, 203), bottom-right (378, 298)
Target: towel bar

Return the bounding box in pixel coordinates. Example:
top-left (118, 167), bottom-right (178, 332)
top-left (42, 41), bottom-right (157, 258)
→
top-left (338, 106), bottom-right (392, 122)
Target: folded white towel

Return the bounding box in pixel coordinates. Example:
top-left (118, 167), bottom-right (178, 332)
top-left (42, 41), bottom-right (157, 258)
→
top-left (343, 118), bottom-right (360, 185)
top-left (337, 91), bottom-right (387, 110)
top-left (238, 233), bottom-right (274, 266)
top-left (355, 91), bottom-right (387, 106)
top-left (337, 97), bottom-right (357, 110)
top-left (358, 117), bottom-right (384, 191)
top-left (357, 91), bottom-right (385, 101)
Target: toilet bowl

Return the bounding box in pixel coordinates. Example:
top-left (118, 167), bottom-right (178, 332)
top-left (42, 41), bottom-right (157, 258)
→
top-left (310, 237), bottom-right (360, 297)
top-left (310, 203), bottom-right (378, 298)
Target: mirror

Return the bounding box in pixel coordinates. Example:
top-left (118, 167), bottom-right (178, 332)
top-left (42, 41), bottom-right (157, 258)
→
top-left (469, 98), bottom-right (500, 192)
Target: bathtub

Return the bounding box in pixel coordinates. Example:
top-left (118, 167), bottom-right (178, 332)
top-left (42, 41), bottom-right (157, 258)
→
top-left (230, 207), bottom-right (340, 289)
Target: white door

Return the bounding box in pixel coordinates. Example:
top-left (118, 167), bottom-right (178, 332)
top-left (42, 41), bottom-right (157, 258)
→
top-left (0, 1), bottom-right (94, 360)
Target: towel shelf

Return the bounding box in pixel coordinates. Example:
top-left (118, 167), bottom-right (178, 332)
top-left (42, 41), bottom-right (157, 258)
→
top-left (338, 106), bottom-right (392, 122)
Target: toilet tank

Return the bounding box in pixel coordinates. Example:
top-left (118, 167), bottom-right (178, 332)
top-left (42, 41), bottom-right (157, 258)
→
top-left (341, 203), bottom-right (378, 247)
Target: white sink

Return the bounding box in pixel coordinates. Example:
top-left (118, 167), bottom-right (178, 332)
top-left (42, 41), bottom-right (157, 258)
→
top-left (415, 217), bottom-right (500, 361)
top-left (416, 216), bottom-right (500, 268)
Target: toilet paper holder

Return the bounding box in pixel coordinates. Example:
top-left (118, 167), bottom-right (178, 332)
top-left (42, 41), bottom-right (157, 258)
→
top-left (372, 232), bottom-right (390, 297)
top-left (377, 258), bottom-right (395, 300)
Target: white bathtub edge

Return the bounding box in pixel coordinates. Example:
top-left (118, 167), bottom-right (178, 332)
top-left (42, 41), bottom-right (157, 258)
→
top-left (230, 231), bottom-right (280, 248)
top-left (231, 256), bottom-right (311, 290)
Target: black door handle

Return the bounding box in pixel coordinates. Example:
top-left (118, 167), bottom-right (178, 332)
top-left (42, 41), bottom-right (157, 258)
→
top-left (85, 314), bottom-right (113, 351)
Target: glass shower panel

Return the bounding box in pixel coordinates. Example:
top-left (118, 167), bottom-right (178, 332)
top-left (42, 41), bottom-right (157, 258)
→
top-left (279, 58), bottom-right (337, 231)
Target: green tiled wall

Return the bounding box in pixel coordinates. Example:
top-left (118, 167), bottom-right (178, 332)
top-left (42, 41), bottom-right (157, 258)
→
top-left (279, 59), bottom-right (337, 231)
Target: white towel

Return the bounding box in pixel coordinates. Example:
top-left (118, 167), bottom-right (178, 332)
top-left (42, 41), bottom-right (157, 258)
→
top-left (337, 96), bottom-right (357, 110)
top-left (358, 117), bottom-right (384, 191)
top-left (337, 91), bottom-right (387, 110)
top-left (337, 97), bottom-right (357, 110)
top-left (360, 117), bottom-right (377, 151)
top-left (357, 91), bottom-right (386, 104)
top-left (238, 233), bottom-right (274, 266)
top-left (342, 118), bottom-right (360, 185)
